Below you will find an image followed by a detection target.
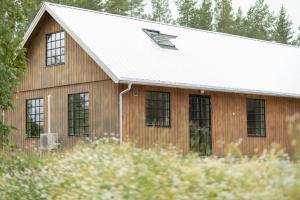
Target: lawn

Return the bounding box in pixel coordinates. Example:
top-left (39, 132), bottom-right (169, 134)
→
top-left (0, 139), bottom-right (299, 200)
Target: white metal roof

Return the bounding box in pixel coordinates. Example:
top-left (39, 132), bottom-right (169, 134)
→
top-left (24, 2), bottom-right (300, 98)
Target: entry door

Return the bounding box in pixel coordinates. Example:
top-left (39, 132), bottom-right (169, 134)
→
top-left (189, 95), bottom-right (212, 155)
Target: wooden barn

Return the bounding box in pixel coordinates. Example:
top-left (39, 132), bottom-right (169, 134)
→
top-left (5, 2), bottom-right (300, 155)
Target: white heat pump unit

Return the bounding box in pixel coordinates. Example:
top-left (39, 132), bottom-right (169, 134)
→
top-left (40, 133), bottom-right (60, 150)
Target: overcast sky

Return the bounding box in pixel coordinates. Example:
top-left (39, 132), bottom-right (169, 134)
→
top-left (145, 0), bottom-right (300, 33)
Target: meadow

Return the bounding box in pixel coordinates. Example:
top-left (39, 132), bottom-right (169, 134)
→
top-left (0, 138), bottom-right (299, 200)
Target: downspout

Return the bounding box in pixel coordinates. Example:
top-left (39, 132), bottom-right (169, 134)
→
top-left (119, 83), bottom-right (132, 144)
top-left (48, 95), bottom-right (51, 133)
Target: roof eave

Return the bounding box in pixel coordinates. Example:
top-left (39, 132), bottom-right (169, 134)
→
top-left (22, 3), bottom-right (47, 47)
top-left (119, 78), bottom-right (300, 99)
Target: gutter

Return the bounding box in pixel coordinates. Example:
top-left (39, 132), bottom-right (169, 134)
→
top-left (119, 79), bottom-right (300, 99)
top-left (119, 83), bottom-right (132, 144)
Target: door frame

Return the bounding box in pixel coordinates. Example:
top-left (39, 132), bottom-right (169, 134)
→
top-left (188, 94), bottom-right (213, 155)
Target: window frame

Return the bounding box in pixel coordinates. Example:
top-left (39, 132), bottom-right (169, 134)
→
top-left (145, 91), bottom-right (171, 128)
top-left (45, 31), bottom-right (65, 67)
top-left (142, 28), bottom-right (178, 50)
top-left (26, 98), bottom-right (44, 138)
top-left (68, 92), bottom-right (89, 137)
top-left (246, 98), bottom-right (266, 137)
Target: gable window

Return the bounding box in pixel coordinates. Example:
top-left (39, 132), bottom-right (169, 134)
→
top-left (68, 92), bottom-right (89, 136)
top-left (46, 31), bottom-right (65, 66)
top-left (146, 91), bottom-right (170, 127)
top-left (143, 29), bottom-right (177, 49)
top-left (247, 99), bottom-right (266, 137)
top-left (26, 98), bottom-right (44, 138)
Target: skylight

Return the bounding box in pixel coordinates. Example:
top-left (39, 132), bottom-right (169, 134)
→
top-left (143, 29), bottom-right (177, 49)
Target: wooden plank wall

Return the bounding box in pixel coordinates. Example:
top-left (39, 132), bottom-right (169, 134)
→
top-left (121, 85), bottom-right (190, 153)
top-left (211, 93), bottom-right (300, 155)
top-left (6, 81), bottom-right (119, 153)
top-left (18, 12), bottom-right (109, 92)
top-left (5, 12), bottom-right (119, 153)
top-left (121, 85), bottom-right (300, 155)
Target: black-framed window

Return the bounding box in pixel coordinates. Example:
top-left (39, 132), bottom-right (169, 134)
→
top-left (146, 91), bottom-right (170, 127)
top-left (26, 98), bottom-right (44, 138)
top-left (68, 92), bottom-right (89, 136)
top-left (247, 99), bottom-right (266, 137)
top-left (46, 31), bottom-right (65, 66)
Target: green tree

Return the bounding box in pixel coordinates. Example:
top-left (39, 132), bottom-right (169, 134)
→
top-left (176, 0), bottom-right (196, 27)
top-left (150, 0), bottom-right (172, 23)
top-left (0, 0), bottom-right (33, 146)
top-left (190, 0), bottom-right (213, 30)
top-left (243, 0), bottom-right (275, 41)
top-left (104, 0), bottom-right (129, 15)
top-left (129, 0), bottom-right (145, 18)
top-left (273, 6), bottom-right (293, 44)
top-left (59, 0), bottom-right (104, 10)
top-left (233, 7), bottom-right (246, 36)
top-left (36, 0), bottom-right (104, 11)
top-left (214, 0), bottom-right (235, 33)
top-left (292, 28), bottom-right (300, 46)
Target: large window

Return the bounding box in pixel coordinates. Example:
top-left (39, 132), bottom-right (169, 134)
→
top-left (247, 99), bottom-right (266, 137)
top-left (68, 93), bottom-right (89, 136)
top-left (46, 31), bottom-right (65, 66)
top-left (26, 98), bottom-right (44, 138)
top-left (146, 91), bottom-right (170, 127)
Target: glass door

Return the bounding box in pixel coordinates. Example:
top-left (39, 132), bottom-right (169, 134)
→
top-left (189, 95), bottom-right (212, 156)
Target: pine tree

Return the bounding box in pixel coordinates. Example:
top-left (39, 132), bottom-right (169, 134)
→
top-left (176, 0), bottom-right (196, 27)
top-left (129, 0), bottom-right (145, 18)
top-left (60, 0), bottom-right (104, 10)
top-left (243, 0), bottom-right (275, 41)
top-left (36, 0), bottom-right (104, 11)
top-left (214, 0), bottom-right (235, 34)
top-left (273, 6), bottom-right (293, 44)
top-left (150, 0), bottom-right (172, 23)
top-left (292, 28), bottom-right (300, 46)
top-left (233, 7), bottom-right (246, 36)
top-left (104, 0), bottom-right (130, 15)
top-left (190, 0), bottom-right (213, 31)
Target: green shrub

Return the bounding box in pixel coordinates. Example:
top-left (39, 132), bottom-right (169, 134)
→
top-left (0, 139), bottom-right (299, 200)
top-left (0, 146), bottom-right (42, 175)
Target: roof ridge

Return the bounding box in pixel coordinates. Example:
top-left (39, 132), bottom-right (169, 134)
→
top-left (44, 2), bottom-right (300, 49)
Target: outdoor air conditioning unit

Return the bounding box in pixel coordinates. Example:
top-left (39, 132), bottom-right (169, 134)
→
top-left (40, 133), bottom-right (60, 150)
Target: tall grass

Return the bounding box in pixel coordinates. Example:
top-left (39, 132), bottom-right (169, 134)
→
top-left (0, 139), bottom-right (299, 200)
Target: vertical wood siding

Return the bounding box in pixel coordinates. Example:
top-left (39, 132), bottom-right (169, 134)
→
top-left (121, 85), bottom-right (300, 155)
top-left (18, 12), bottom-right (109, 92)
top-left (121, 85), bottom-right (190, 153)
top-left (7, 81), bottom-right (119, 153)
top-left (6, 13), bottom-right (118, 153)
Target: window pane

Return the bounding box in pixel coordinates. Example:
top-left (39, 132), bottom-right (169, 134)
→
top-left (56, 32), bottom-right (61, 40)
top-left (47, 35), bottom-right (52, 42)
top-left (46, 31), bottom-right (65, 66)
top-left (26, 98), bottom-right (44, 138)
top-left (247, 99), bottom-right (265, 137)
top-left (68, 93), bottom-right (89, 136)
top-left (55, 48), bottom-right (60, 55)
top-left (51, 42), bottom-right (55, 49)
top-left (145, 92), bottom-right (170, 127)
top-left (56, 41), bottom-right (60, 47)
